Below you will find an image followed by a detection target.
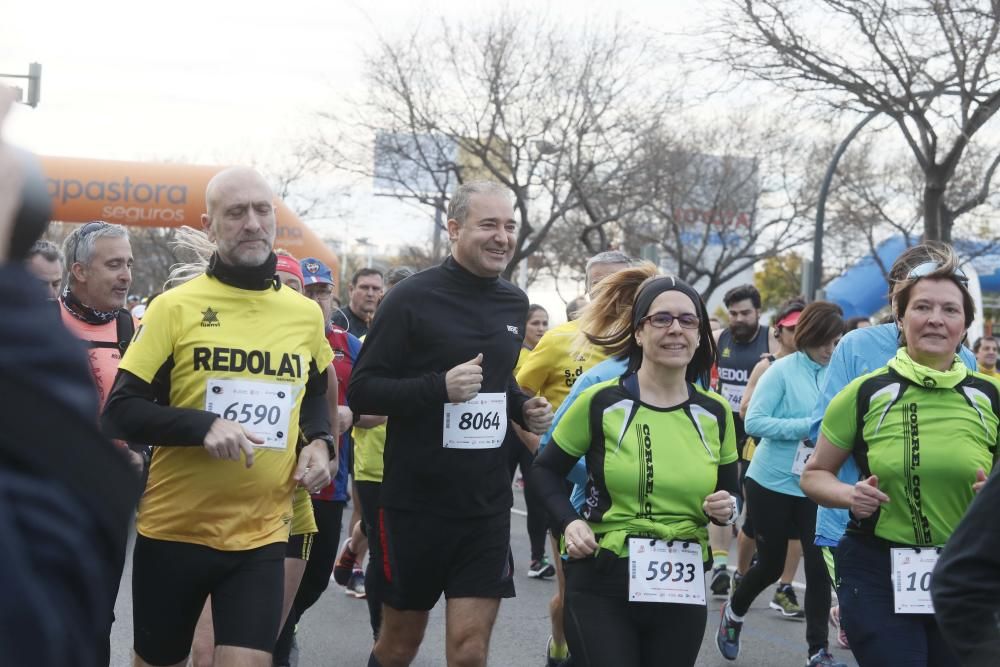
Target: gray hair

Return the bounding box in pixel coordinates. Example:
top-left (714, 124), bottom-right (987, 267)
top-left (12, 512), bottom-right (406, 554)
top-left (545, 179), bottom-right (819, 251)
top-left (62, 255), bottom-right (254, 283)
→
top-left (386, 265), bottom-right (416, 287)
top-left (585, 250), bottom-right (633, 290)
top-left (62, 222), bottom-right (129, 287)
top-left (165, 226), bottom-right (217, 288)
top-left (28, 239), bottom-right (63, 264)
top-left (447, 181), bottom-right (512, 225)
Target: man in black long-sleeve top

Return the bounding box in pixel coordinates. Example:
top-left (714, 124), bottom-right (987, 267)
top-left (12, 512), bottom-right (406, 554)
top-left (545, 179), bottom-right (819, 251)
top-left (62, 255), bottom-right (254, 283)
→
top-left (349, 181), bottom-right (553, 667)
top-left (932, 468), bottom-right (1000, 666)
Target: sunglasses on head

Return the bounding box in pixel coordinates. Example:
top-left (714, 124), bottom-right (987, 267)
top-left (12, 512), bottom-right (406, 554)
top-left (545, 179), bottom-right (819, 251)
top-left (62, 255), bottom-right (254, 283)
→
top-left (71, 221), bottom-right (111, 264)
top-left (906, 261), bottom-right (969, 288)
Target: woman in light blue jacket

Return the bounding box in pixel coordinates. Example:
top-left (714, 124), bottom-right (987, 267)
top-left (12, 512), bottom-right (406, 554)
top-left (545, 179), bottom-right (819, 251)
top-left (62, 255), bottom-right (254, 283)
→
top-left (716, 301), bottom-right (846, 667)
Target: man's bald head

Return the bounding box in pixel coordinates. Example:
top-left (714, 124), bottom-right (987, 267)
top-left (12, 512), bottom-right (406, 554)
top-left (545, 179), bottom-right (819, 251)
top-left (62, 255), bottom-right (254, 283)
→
top-left (201, 167), bottom-right (277, 268)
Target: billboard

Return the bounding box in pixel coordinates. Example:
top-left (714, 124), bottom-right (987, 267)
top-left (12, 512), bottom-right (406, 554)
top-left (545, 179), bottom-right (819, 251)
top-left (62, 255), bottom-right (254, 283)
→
top-left (37, 156), bottom-right (339, 273)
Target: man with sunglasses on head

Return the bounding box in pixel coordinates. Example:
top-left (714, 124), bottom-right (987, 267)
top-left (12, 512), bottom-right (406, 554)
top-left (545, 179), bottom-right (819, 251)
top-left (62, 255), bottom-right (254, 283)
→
top-left (60, 221), bottom-right (143, 475)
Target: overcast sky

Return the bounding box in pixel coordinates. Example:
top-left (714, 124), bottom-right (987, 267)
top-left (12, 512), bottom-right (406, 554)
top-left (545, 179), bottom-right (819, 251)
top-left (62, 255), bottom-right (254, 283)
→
top-left (3, 0), bottom-right (706, 252)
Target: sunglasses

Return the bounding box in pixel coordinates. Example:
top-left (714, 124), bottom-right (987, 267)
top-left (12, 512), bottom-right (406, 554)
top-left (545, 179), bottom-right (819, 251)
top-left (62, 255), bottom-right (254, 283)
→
top-left (906, 261), bottom-right (969, 288)
top-left (639, 311), bottom-right (700, 330)
top-left (71, 221), bottom-right (110, 264)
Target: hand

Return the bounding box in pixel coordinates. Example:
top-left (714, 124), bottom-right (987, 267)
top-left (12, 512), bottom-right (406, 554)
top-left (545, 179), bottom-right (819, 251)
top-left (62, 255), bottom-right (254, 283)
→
top-left (973, 468), bottom-right (988, 494)
top-left (564, 519), bottom-right (599, 559)
top-left (850, 475), bottom-right (890, 518)
top-left (445, 353), bottom-right (483, 403)
top-left (703, 490), bottom-right (735, 524)
top-left (295, 440), bottom-right (332, 493)
top-left (203, 418), bottom-right (264, 468)
top-left (522, 396), bottom-right (553, 435)
top-left (336, 405), bottom-right (354, 435)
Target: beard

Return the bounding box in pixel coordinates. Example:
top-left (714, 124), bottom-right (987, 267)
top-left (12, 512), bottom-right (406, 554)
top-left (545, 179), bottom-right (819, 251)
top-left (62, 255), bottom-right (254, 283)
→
top-left (729, 321), bottom-right (758, 343)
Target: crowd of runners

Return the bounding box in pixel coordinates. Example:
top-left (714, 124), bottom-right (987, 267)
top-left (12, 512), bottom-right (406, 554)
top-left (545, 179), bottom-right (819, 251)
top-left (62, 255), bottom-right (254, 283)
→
top-left (3, 83), bottom-right (1000, 667)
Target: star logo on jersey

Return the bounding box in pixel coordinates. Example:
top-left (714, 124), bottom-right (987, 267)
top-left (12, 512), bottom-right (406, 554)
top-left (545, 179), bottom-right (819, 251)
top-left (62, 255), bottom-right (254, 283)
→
top-left (201, 307), bottom-right (221, 327)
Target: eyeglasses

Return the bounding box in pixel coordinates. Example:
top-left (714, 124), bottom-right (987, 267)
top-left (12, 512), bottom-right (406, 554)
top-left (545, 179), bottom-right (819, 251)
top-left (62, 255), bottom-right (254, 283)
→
top-left (639, 311), bottom-right (700, 330)
top-left (71, 221), bottom-right (110, 263)
top-left (906, 261), bottom-right (969, 288)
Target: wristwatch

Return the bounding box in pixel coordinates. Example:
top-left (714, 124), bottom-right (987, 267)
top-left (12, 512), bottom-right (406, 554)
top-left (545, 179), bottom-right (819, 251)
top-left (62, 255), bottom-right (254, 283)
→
top-left (308, 433), bottom-right (337, 459)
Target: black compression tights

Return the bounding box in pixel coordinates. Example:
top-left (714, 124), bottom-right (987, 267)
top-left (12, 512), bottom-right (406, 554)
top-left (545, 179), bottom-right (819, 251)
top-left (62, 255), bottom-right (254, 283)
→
top-left (730, 478), bottom-right (831, 656)
top-left (563, 558), bottom-right (706, 667)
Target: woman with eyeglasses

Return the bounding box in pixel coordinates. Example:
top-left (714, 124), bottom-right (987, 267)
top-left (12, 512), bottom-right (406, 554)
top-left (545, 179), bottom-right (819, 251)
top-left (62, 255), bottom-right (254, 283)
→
top-left (801, 254), bottom-right (998, 667)
top-left (717, 301), bottom-right (847, 667)
top-left (530, 276), bottom-right (739, 667)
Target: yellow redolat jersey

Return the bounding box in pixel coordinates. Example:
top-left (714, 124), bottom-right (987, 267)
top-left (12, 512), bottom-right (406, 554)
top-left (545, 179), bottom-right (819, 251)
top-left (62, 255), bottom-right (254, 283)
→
top-left (515, 320), bottom-right (607, 411)
top-left (120, 274), bottom-right (333, 551)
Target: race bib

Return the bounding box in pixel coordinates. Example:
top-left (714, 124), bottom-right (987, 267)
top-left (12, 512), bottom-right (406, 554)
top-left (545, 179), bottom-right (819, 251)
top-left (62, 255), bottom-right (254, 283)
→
top-left (720, 384), bottom-right (745, 412)
top-left (891, 547), bottom-right (939, 614)
top-left (205, 378), bottom-right (293, 450)
top-left (628, 538), bottom-right (706, 605)
top-left (442, 392), bottom-right (507, 449)
top-left (791, 438), bottom-right (815, 476)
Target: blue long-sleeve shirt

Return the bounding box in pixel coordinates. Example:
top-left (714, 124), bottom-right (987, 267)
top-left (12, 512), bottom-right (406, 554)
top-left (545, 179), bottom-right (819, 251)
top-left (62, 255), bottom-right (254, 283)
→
top-left (745, 351), bottom-right (826, 497)
top-left (809, 322), bottom-right (978, 544)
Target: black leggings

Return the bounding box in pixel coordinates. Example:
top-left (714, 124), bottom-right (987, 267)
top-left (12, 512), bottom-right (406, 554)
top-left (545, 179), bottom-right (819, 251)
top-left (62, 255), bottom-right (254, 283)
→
top-left (273, 499), bottom-right (345, 661)
top-left (730, 478), bottom-right (830, 656)
top-left (563, 556), bottom-right (706, 667)
top-left (356, 480), bottom-right (382, 640)
top-left (506, 436), bottom-right (548, 561)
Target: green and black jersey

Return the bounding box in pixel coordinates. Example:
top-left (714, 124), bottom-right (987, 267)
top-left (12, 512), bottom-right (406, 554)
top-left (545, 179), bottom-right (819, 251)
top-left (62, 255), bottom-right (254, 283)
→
top-left (551, 377), bottom-right (738, 558)
top-left (821, 349), bottom-right (1000, 546)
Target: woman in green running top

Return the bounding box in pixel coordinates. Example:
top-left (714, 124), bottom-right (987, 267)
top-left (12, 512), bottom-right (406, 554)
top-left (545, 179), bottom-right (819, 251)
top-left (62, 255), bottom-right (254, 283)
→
top-left (801, 245), bottom-right (999, 667)
top-left (530, 276), bottom-right (740, 667)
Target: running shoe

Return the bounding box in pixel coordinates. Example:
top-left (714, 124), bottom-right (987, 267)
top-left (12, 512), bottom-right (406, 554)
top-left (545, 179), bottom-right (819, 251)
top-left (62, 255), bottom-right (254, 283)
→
top-left (770, 583), bottom-right (805, 620)
top-left (332, 538), bottom-right (357, 586)
top-left (528, 557), bottom-right (556, 579)
top-left (710, 565), bottom-right (731, 597)
top-left (346, 570), bottom-right (367, 598)
top-left (805, 648), bottom-right (847, 667)
top-left (545, 636), bottom-right (571, 667)
top-left (716, 601), bottom-right (742, 661)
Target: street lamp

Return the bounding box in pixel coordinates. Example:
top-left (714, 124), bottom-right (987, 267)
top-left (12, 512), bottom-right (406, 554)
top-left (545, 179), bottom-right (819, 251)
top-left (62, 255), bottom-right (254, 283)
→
top-left (0, 62), bottom-right (42, 107)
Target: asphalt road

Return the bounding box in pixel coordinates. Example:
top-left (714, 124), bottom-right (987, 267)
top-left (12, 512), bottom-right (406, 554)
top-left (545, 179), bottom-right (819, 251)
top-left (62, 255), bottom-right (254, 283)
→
top-left (111, 488), bottom-right (858, 667)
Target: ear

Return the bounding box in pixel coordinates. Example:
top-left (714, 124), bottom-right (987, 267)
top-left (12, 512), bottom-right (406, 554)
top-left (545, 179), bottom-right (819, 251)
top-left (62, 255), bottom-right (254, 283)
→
top-left (447, 218), bottom-right (461, 243)
top-left (201, 213), bottom-right (215, 242)
top-left (70, 261), bottom-right (88, 285)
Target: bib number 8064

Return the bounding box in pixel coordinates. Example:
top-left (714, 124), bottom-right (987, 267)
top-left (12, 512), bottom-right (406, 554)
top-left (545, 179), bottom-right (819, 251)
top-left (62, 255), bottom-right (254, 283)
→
top-left (458, 411), bottom-right (501, 430)
top-left (646, 560), bottom-right (698, 583)
top-left (223, 402), bottom-right (281, 426)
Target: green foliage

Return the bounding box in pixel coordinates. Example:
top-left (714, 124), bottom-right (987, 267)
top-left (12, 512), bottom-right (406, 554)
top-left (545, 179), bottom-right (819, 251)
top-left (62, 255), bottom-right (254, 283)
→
top-left (754, 253), bottom-right (803, 311)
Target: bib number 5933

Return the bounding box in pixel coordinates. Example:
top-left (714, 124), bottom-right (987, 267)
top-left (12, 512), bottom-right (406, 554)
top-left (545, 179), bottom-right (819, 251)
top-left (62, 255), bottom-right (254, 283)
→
top-left (628, 538), bottom-right (705, 605)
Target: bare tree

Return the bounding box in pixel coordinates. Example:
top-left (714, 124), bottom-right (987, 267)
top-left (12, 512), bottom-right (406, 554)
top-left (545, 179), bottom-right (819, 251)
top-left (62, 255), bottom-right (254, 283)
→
top-left (314, 11), bottom-right (677, 283)
top-left (715, 0), bottom-right (1000, 242)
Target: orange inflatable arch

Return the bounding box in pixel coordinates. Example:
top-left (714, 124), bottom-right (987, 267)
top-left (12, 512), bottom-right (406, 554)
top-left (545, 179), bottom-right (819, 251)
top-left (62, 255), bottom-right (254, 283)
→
top-left (38, 156), bottom-right (340, 274)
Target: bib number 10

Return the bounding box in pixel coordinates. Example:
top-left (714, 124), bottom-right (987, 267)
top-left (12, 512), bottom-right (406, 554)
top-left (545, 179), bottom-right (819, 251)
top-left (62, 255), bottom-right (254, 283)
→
top-left (223, 402), bottom-right (282, 426)
top-left (458, 411), bottom-right (501, 431)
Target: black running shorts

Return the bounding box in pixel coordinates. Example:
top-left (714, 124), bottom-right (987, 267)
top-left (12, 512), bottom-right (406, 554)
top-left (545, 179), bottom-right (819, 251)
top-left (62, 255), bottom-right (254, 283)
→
top-left (373, 508), bottom-right (515, 611)
top-left (132, 535), bottom-right (284, 666)
top-left (286, 531), bottom-right (315, 560)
